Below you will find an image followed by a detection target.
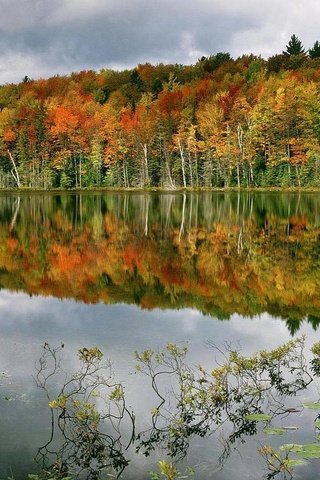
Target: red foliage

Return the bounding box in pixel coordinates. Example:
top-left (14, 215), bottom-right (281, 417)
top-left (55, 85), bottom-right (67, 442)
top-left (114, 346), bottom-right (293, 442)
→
top-left (158, 90), bottom-right (183, 116)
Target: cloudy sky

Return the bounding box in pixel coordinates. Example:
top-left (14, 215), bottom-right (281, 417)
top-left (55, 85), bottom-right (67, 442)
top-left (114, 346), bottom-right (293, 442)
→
top-left (0, 0), bottom-right (319, 84)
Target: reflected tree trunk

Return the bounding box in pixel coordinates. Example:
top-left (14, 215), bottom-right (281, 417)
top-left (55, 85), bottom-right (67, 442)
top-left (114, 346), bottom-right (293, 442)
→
top-left (144, 195), bottom-right (150, 237)
top-left (164, 195), bottom-right (173, 235)
top-left (179, 193), bottom-right (186, 242)
top-left (10, 196), bottom-right (20, 232)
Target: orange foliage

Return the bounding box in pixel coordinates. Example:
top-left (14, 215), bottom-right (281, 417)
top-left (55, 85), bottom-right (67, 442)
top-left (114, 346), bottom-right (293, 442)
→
top-left (3, 128), bottom-right (16, 142)
top-left (158, 91), bottom-right (183, 116)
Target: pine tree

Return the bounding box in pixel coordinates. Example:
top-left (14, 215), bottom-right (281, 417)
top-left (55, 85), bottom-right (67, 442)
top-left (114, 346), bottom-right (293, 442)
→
top-left (284, 34), bottom-right (305, 55)
top-left (309, 40), bottom-right (320, 59)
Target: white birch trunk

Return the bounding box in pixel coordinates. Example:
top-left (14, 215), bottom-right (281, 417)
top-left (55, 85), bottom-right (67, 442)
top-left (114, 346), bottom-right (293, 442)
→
top-left (7, 150), bottom-right (20, 187)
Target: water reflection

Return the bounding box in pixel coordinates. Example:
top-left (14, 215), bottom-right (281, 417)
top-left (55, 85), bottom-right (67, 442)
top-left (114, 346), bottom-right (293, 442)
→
top-left (0, 192), bottom-right (320, 332)
top-left (1, 293), bottom-right (319, 479)
top-left (32, 337), bottom-right (317, 480)
top-left (35, 344), bottom-right (135, 479)
top-left (1, 191), bottom-right (320, 479)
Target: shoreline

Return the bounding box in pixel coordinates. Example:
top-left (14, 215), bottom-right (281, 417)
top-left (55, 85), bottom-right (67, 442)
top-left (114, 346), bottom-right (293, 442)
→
top-left (1, 186), bottom-right (320, 195)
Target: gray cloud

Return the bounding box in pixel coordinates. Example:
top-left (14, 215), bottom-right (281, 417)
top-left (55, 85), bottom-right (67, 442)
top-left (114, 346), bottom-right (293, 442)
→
top-left (0, 0), bottom-right (319, 84)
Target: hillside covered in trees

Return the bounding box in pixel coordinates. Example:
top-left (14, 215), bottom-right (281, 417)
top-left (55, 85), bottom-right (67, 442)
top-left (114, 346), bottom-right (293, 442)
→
top-left (1, 35), bottom-right (320, 189)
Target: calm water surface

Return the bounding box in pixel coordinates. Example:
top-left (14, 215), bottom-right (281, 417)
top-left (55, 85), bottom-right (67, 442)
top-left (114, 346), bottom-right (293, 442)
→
top-left (1, 191), bottom-right (320, 479)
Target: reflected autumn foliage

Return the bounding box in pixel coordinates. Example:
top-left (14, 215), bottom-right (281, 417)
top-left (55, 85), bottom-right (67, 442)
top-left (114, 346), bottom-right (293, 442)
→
top-left (1, 192), bottom-right (320, 332)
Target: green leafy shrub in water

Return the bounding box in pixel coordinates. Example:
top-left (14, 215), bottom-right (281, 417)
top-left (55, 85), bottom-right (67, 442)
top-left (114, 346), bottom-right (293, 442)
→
top-left (27, 337), bottom-right (320, 479)
top-left (149, 461), bottom-right (194, 480)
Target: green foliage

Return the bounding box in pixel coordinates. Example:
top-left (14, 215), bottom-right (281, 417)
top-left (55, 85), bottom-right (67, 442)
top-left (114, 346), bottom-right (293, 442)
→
top-left (78, 346), bottom-right (103, 361)
top-left (263, 427), bottom-right (286, 435)
top-left (302, 402), bottom-right (320, 409)
top-left (245, 58), bottom-right (265, 83)
top-left (311, 341), bottom-right (320, 376)
top-left (314, 419), bottom-right (320, 429)
top-left (197, 52), bottom-right (231, 73)
top-left (15, 337), bottom-right (320, 479)
top-left (130, 68), bottom-right (144, 92)
top-left (299, 444), bottom-right (320, 459)
top-left (284, 34), bottom-right (305, 56)
top-left (27, 474), bottom-right (71, 480)
top-left (135, 337), bottom-right (311, 460)
top-left (309, 40), bottom-right (320, 59)
top-left (59, 171), bottom-right (72, 189)
top-left (157, 461), bottom-right (178, 480)
top-left (245, 413), bottom-right (271, 422)
top-left (259, 445), bottom-right (307, 478)
top-left (149, 461), bottom-right (194, 480)
top-left (266, 54), bottom-right (289, 73)
top-left (35, 343), bottom-right (134, 479)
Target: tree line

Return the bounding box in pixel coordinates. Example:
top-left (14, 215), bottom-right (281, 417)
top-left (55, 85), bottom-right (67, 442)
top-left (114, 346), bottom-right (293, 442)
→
top-left (1, 35), bottom-right (320, 189)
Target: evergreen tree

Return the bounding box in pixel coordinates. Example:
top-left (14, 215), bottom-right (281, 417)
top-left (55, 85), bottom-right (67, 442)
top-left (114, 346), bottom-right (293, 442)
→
top-left (197, 52), bottom-right (231, 73)
top-left (309, 40), bottom-right (320, 58)
top-left (284, 34), bottom-right (305, 55)
top-left (130, 69), bottom-right (144, 91)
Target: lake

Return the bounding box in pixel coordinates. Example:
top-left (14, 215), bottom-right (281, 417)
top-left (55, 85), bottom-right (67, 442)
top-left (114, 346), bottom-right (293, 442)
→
top-left (1, 191), bottom-right (320, 479)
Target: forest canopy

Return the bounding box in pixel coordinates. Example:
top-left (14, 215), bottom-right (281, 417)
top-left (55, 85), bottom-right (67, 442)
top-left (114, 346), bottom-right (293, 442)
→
top-left (1, 35), bottom-right (320, 189)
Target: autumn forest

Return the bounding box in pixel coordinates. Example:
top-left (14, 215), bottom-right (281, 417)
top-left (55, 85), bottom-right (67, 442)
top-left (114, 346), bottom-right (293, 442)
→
top-left (2, 35), bottom-right (320, 189)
